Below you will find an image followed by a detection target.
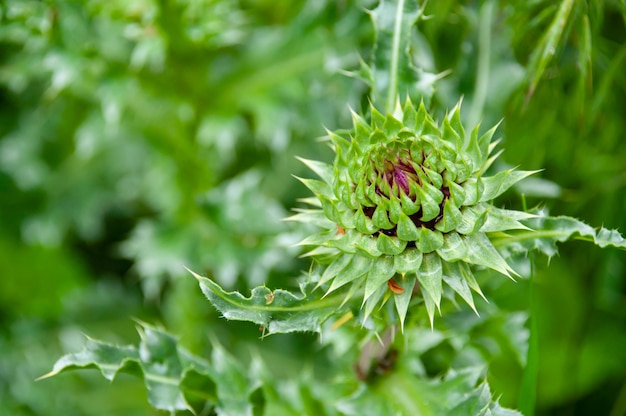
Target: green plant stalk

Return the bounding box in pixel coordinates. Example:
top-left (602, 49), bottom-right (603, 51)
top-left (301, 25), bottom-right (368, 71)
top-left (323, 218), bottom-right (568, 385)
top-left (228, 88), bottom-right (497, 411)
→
top-left (468, 0), bottom-right (493, 128)
top-left (519, 270), bottom-right (538, 416)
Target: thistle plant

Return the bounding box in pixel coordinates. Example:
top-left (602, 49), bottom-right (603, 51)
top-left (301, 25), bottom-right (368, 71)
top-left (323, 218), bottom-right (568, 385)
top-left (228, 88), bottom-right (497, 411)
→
top-left (296, 99), bottom-right (535, 327)
top-left (39, 1), bottom-right (626, 415)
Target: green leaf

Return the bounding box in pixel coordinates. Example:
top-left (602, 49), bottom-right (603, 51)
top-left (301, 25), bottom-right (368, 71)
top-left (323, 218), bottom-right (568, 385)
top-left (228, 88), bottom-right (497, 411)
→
top-left (397, 211), bottom-right (421, 241)
top-left (40, 323), bottom-right (217, 414)
top-left (210, 343), bottom-right (260, 416)
top-left (363, 255), bottom-right (396, 302)
top-left (296, 157), bottom-right (334, 184)
top-left (376, 232), bottom-right (408, 255)
top-left (372, 205), bottom-right (394, 229)
top-left (317, 253), bottom-right (353, 288)
top-left (493, 215), bottom-right (626, 257)
top-left (436, 232), bottom-right (468, 262)
top-left (343, 366), bottom-right (522, 416)
top-left (435, 200), bottom-right (463, 233)
top-left (462, 177), bottom-right (485, 205)
top-left (526, 0), bottom-right (575, 98)
top-left (393, 275), bottom-right (417, 331)
top-left (418, 226), bottom-right (444, 253)
top-left (417, 253), bottom-right (443, 322)
top-left (442, 261), bottom-right (477, 314)
top-left (352, 233), bottom-right (384, 258)
top-left (479, 169), bottom-right (538, 202)
top-left (456, 205), bottom-right (488, 235)
top-left (480, 207), bottom-right (535, 233)
top-left (394, 247), bottom-right (423, 274)
top-left (326, 254), bottom-right (373, 294)
top-left (463, 233), bottom-right (516, 278)
top-left (369, 0), bottom-right (422, 112)
top-left (294, 176), bottom-right (334, 199)
top-left (362, 284), bottom-right (389, 323)
top-left (191, 270), bottom-right (341, 334)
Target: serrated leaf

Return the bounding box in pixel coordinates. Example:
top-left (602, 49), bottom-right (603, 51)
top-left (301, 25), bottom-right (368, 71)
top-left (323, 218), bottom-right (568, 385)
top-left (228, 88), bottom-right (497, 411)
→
top-left (340, 367), bottom-right (520, 416)
top-left (287, 208), bottom-right (335, 228)
top-left (41, 324), bottom-right (217, 414)
top-left (210, 343), bottom-right (260, 416)
top-left (492, 215), bottom-right (626, 256)
top-left (191, 270), bottom-right (340, 334)
top-left (455, 260), bottom-right (487, 302)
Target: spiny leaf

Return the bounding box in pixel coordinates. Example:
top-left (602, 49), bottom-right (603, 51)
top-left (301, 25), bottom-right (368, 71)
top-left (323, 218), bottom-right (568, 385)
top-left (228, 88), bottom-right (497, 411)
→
top-left (317, 253), bottom-right (353, 288)
top-left (40, 323), bottom-right (217, 415)
top-left (286, 209), bottom-right (335, 228)
top-left (437, 232), bottom-right (468, 262)
top-left (341, 367), bottom-right (521, 416)
top-left (463, 232), bottom-right (516, 278)
top-left (393, 275), bottom-right (417, 332)
top-left (363, 255), bottom-right (396, 302)
top-left (417, 253), bottom-right (443, 316)
top-left (190, 270), bottom-right (341, 334)
top-left (326, 254), bottom-right (373, 295)
top-left (479, 169), bottom-right (538, 202)
top-left (210, 343), bottom-right (261, 416)
top-left (296, 157), bottom-right (334, 184)
top-left (493, 215), bottom-right (626, 257)
top-left (394, 247), bottom-right (423, 274)
top-left (293, 176), bottom-right (334, 199)
top-left (480, 207), bottom-right (535, 233)
top-left (362, 284), bottom-right (389, 322)
top-left (442, 262), bottom-right (477, 314)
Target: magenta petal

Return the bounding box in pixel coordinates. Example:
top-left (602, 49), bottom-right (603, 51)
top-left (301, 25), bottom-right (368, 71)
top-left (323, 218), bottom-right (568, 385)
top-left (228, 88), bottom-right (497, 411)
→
top-left (394, 169), bottom-right (410, 194)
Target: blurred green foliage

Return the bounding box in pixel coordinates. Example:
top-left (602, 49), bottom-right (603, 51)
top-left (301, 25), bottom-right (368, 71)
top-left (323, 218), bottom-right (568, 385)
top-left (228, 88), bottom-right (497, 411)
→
top-left (1, 0), bottom-right (624, 415)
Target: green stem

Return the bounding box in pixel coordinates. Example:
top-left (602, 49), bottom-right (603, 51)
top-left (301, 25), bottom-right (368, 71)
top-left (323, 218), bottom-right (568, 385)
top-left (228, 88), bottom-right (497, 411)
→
top-left (386, 0), bottom-right (406, 112)
top-left (519, 266), bottom-right (538, 415)
top-left (468, 0), bottom-right (493, 128)
top-left (491, 230), bottom-right (599, 248)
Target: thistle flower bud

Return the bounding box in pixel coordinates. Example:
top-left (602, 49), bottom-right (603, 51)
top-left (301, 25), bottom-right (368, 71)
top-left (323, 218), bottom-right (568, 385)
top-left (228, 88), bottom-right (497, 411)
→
top-left (293, 99), bottom-right (536, 328)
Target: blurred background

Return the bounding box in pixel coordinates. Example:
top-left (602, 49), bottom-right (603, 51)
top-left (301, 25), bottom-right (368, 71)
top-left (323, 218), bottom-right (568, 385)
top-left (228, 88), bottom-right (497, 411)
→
top-left (0, 0), bottom-right (624, 415)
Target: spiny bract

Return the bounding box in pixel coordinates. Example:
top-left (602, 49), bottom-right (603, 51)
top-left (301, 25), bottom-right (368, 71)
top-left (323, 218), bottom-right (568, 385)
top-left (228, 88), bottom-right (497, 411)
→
top-left (292, 99), bottom-right (536, 328)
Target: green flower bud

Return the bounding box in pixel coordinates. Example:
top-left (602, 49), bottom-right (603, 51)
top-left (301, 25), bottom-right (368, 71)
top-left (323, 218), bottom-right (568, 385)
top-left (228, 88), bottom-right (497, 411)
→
top-left (294, 99), bottom-right (537, 328)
